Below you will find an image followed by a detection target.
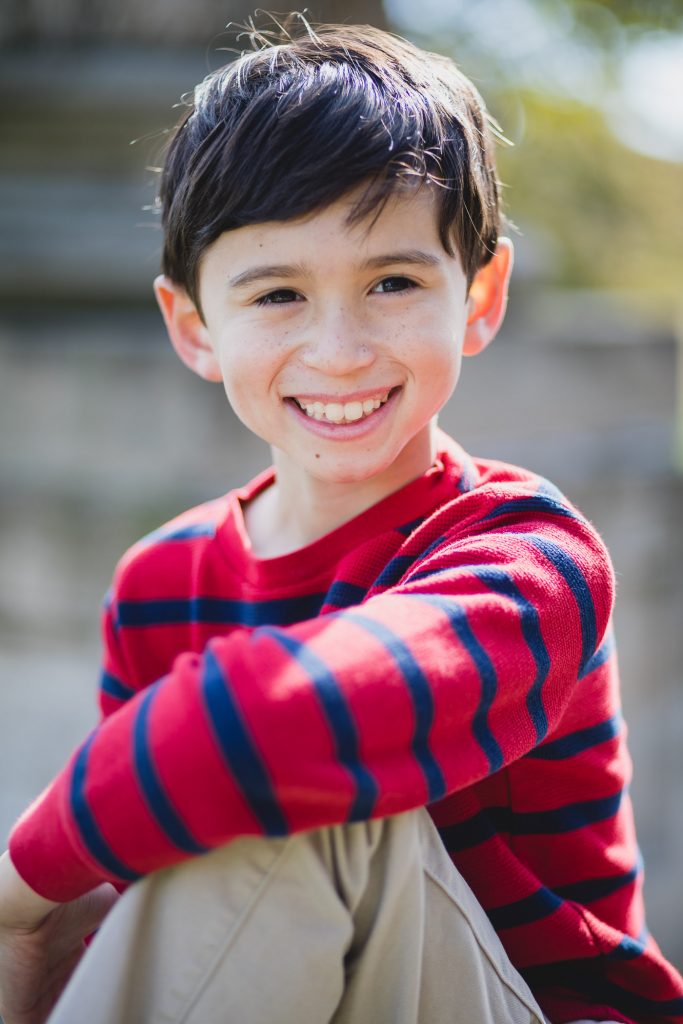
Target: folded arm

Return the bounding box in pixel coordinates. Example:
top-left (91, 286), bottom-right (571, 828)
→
top-left (8, 509), bottom-right (614, 903)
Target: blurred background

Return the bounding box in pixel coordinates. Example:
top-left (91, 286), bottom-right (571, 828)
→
top-left (0, 0), bottom-right (681, 970)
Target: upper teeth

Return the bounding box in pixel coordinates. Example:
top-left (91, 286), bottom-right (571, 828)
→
top-left (296, 393), bottom-right (391, 423)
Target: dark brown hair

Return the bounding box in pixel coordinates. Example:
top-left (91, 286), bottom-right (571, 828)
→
top-left (158, 18), bottom-right (505, 308)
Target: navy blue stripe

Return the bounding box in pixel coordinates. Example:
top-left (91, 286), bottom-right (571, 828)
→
top-left (133, 688), bottom-right (209, 854)
top-left (99, 670), bottom-right (136, 702)
top-left (481, 496), bottom-right (580, 524)
top-left (554, 862), bottom-right (640, 904)
top-left (408, 528), bottom-right (597, 682)
top-left (416, 594), bottom-right (503, 773)
top-left (510, 789), bottom-right (625, 834)
top-left (371, 555), bottom-right (415, 590)
top-left (419, 535), bottom-right (450, 560)
top-left (452, 610), bottom-right (503, 772)
top-left (487, 886), bottom-right (563, 929)
top-left (409, 562), bottom-right (493, 584)
top-left (437, 790), bottom-right (625, 850)
top-left (201, 647), bottom-right (288, 835)
top-left (395, 515), bottom-right (427, 537)
top-left (526, 712), bottom-right (622, 761)
top-left (141, 521), bottom-right (218, 544)
top-left (468, 569), bottom-right (550, 743)
top-left (524, 534), bottom-right (598, 674)
top-left (522, 961), bottom-right (683, 1016)
top-left (534, 477), bottom-right (567, 504)
top-left (578, 630), bottom-right (616, 679)
top-left (323, 581), bottom-right (368, 609)
top-left (490, 872), bottom-right (641, 932)
top-left (115, 593), bottom-right (325, 629)
top-left (403, 563), bottom-right (551, 744)
top-left (70, 733), bottom-right (141, 881)
top-left (438, 810), bottom-right (498, 852)
top-left (371, 535), bottom-right (446, 591)
top-left (587, 979), bottom-right (683, 1017)
top-left (606, 935), bottom-right (646, 961)
top-left (269, 631), bottom-right (378, 821)
top-left (344, 612), bottom-right (446, 802)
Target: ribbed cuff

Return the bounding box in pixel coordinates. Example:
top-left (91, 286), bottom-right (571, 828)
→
top-left (8, 781), bottom-right (108, 902)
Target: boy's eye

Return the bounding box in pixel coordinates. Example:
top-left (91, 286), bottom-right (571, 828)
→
top-left (255, 288), bottom-right (303, 306)
top-left (372, 276), bottom-right (417, 294)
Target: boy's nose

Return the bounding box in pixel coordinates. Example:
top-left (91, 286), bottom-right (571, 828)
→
top-left (299, 311), bottom-right (376, 375)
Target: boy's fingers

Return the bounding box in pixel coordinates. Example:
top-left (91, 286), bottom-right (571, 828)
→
top-left (50, 883), bottom-right (120, 944)
top-left (78, 882), bottom-right (120, 922)
top-left (0, 886), bottom-right (121, 1022)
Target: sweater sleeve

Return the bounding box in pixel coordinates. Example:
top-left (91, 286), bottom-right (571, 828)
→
top-left (8, 503), bottom-right (614, 901)
top-left (97, 593), bottom-right (138, 720)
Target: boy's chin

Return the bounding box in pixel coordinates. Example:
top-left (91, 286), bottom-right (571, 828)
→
top-left (307, 461), bottom-right (386, 486)
top-left (273, 448), bottom-right (394, 488)
top-left (273, 426), bottom-right (436, 491)
top-left (302, 450), bottom-right (411, 489)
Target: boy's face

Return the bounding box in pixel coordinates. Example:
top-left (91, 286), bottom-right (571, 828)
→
top-left (157, 186), bottom-right (512, 492)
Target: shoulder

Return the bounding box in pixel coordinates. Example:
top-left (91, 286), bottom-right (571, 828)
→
top-left (423, 438), bottom-right (616, 610)
top-left (106, 465), bottom-right (275, 611)
top-left (108, 493), bottom-right (230, 607)
top-left (436, 433), bottom-right (598, 534)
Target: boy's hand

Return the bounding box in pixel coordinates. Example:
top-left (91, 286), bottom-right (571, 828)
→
top-left (0, 851), bottom-right (118, 1024)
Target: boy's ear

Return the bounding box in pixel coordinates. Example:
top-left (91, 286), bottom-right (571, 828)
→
top-left (153, 275), bottom-right (222, 382)
top-left (462, 238), bottom-right (514, 357)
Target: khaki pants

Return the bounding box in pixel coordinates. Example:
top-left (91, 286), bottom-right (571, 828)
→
top-left (49, 810), bottom-right (550, 1024)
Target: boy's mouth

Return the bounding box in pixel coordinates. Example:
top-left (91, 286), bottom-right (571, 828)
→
top-left (288, 388), bottom-right (397, 425)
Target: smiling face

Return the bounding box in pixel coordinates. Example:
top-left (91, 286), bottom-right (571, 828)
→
top-left (155, 185), bottom-right (512, 504)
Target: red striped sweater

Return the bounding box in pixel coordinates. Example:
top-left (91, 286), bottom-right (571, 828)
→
top-left (9, 434), bottom-right (683, 1022)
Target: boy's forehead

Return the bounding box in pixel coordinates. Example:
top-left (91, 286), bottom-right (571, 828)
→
top-left (209, 184), bottom-right (444, 263)
top-left (194, 185), bottom-right (465, 309)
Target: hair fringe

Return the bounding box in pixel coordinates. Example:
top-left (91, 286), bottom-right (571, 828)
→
top-left (227, 9), bottom-right (319, 53)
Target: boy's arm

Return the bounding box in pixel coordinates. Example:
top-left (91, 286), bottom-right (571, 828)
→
top-left (0, 851), bottom-right (118, 1024)
top-left (97, 591), bottom-right (138, 720)
top-left (0, 594), bottom-right (134, 1022)
top-left (7, 507), bottom-right (614, 902)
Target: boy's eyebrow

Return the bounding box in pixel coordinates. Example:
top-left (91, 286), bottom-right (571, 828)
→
top-left (228, 263), bottom-right (307, 288)
top-left (362, 250), bottom-right (442, 270)
top-left (228, 250), bottom-right (442, 289)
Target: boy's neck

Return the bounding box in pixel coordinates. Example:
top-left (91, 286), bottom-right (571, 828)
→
top-left (244, 425), bottom-right (438, 559)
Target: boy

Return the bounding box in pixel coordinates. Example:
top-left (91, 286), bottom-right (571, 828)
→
top-left (1, 18), bottom-right (682, 1024)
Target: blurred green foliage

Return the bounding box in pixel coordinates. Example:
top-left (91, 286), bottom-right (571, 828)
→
top-left (546, 0), bottom-right (683, 35)
top-left (399, 0), bottom-right (683, 304)
top-left (495, 91), bottom-right (683, 301)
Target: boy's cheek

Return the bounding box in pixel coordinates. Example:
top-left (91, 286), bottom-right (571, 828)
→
top-left (219, 378), bottom-right (272, 433)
